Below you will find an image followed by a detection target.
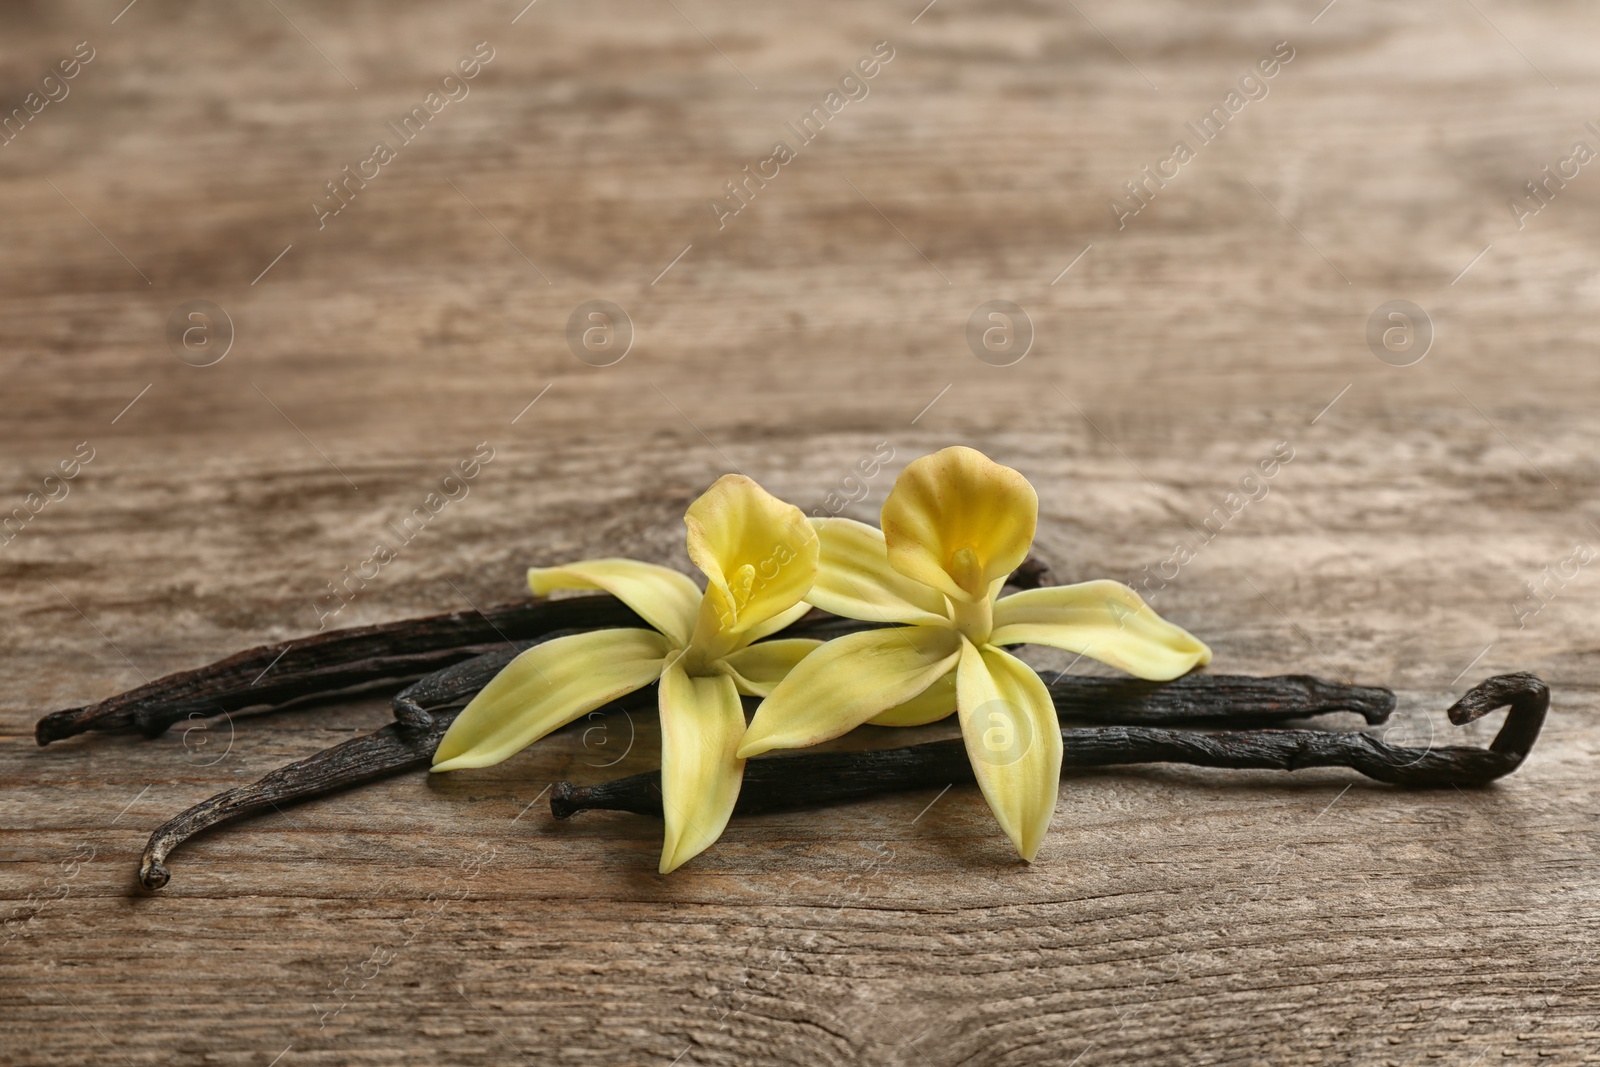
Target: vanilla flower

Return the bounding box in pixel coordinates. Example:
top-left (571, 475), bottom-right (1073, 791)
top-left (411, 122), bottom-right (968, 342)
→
top-left (432, 475), bottom-right (821, 873)
top-left (738, 446), bottom-right (1211, 861)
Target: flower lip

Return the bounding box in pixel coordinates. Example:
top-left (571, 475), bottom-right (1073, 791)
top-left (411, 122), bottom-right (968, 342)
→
top-left (685, 473), bottom-right (820, 636)
top-left (880, 446), bottom-right (1038, 603)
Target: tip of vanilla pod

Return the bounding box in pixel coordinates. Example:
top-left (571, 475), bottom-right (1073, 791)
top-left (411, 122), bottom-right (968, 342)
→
top-left (34, 710), bottom-right (78, 746)
top-left (1447, 672), bottom-right (1548, 726)
top-left (139, 862), bottom-right (170, 891)
top-left (549, 781), bottom-right (578, 819)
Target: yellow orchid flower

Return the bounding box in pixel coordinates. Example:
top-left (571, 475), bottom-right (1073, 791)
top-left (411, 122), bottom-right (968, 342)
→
top-left (432, 474), bottom-right (822, 874)
top-left (737, 446), bottom-right (1211, 862)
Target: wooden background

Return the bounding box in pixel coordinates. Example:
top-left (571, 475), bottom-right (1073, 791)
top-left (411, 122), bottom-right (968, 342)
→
top-left (3, 1), bottom-right (1599, 1063)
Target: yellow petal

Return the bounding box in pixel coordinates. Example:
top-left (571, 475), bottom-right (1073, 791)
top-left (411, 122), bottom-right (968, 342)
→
top-left (685, 474), bottom-right (820, 635)
top-left (739, 601), bottom-right (814, 645)
top-left (868, 669), bottom-right (957, 726)
top-left (955, 641), bottom-right (1063, 862)
top-left (719, 638), bottom-right (823, 697)
top-left (807, 517), bottom-right (950, 625)
top-left (990, 580), bottom-right (1212, 681)
top-left (657, 661), bottom-right (746, 874)
top-left (528, 559), bottom-right (701, 647)
top-left (431, 628), bottom-right (670, 771)
top-left (737, 625), bottom-right (961, 757)
top-left (880, 446), bottom-right (1037, 602)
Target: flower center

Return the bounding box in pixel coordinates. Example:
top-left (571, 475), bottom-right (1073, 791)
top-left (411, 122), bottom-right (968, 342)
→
top-left (685, 596), bottom-right (738, 669)
top-left (947, 546), bottom-right (986, 598)
top-left (678, 644), bottom-right (717, 677)
top-left (727, 563), bottom-right (757, 617)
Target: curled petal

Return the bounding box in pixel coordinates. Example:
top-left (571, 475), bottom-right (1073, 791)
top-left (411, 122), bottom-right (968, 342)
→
top-left (738, 625), bottom-right (961, 758)
top-left (528, 559), bottom-right (701, 647)
top-left (658, 662), bottom-right (746, 874)
top-left (955, 641), bottom-right (1063, 862)
top-left (807, 518), bottom-right (950, 626)
top-left (868, 669), bottom-right (957, 726)
top-left (881, 446), bottom-right (1037, 602)
top-left (686, 475), bottom-right (820, 635)
top-left (432, 628), bottom-right (670, 771)
top-left (719, 638), bottom-right (823, 697)
top-left (990, 581), bottom-right (1211, 681)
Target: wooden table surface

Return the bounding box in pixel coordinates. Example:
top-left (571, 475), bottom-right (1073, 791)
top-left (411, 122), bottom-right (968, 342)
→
top-left (4, 2), bottom-right (1598, 1064)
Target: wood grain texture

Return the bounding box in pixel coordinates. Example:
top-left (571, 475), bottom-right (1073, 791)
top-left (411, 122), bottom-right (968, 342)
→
top-left (3, 1), bottom-right (1600, 1064)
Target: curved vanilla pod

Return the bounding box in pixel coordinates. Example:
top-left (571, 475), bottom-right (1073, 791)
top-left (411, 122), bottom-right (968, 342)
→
top-left (36, 597), bottom-right (644, 744)
top-left (138, 710), bottom-right (458, 890)
top-left (551, 674), bottom-right (1547, 819)
top-left (136, 680), bottom-right (674, 890)
top-left (136, 669), bottom-right (1403, 889)
top-left (136, 625), bottom-right (618, 889)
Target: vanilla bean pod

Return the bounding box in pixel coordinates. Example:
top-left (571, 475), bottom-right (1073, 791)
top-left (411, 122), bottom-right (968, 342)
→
top-left (137, 670), bottom-right (1400, 888)
top-left (137, 709), bottom-right (456, 889)
top-left (37, 597), bottom-right (645, 744)
top-left (45, 560), bottom-right (1062, 747)
top-left (384, 625), bottom-right (1375, 738)
top-left (553, 674), bottom-right (1547, 821)
top-left (135, 625), bottom-right (621, 888)
top-left (35, 604), bottom-right (872, 744)
top-left (1047, 673), bottom-right (1393, 726)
